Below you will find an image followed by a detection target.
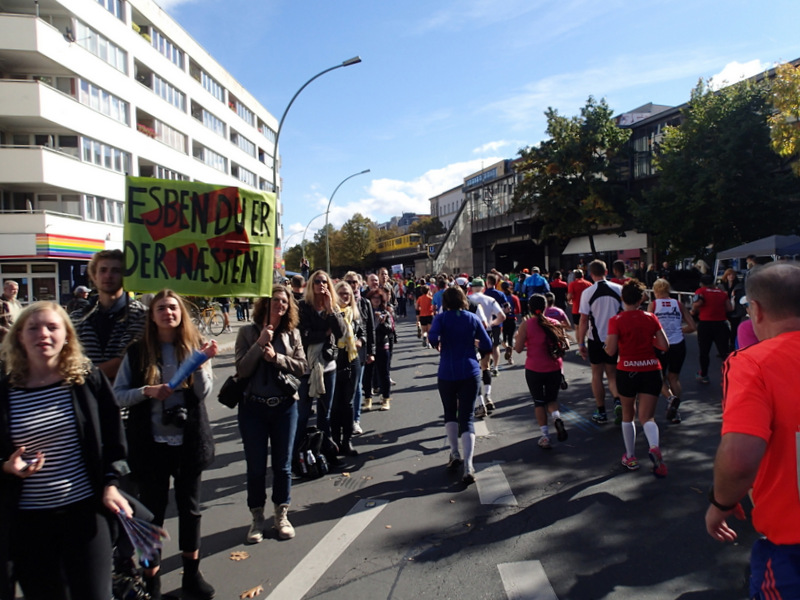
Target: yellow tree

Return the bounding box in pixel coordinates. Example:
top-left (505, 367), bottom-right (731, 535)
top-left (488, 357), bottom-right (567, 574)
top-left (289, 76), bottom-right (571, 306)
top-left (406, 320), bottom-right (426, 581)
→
top-left (769, 61), bottom-right (800, 175)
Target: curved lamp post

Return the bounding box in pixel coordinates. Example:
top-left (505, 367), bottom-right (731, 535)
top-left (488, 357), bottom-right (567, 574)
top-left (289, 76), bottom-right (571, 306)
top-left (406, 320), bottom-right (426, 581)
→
top-left (271, 57), bottom-right (362, 249)
top-left (325, 169), bottom-right (370, 275)
top-left (301, 211), bottom-right (328, 266)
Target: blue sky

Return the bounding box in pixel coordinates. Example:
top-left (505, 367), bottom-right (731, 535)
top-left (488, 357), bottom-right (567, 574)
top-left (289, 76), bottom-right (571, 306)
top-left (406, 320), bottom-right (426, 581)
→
top-left (161, 0), bottom-right (800, 253)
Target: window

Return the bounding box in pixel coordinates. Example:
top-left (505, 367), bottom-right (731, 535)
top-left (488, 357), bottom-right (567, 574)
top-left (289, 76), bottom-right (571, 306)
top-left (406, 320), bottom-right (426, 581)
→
top-left (154, 121), bottom-right (186, 153)
top-left (81, 137), bottom-right (131, 174)
top-left (232, 164), bottom-right (256, 187)
top-left (75, 20), bottom-right (128, 74)
top-left (202, 110), bottom-right (225, 137)
top-left (194, 144), bottom-right (227, 173)
top-left (258, 121), bottom-right (276, 143)
top-left (97, 0), bottom-right (124, 20)
top-left (151, 29), bottom-right (184, 70)
top-left (77, 79), bottom-right (129, 125)
top-left (236, 102), bottom-right (254, 127)
top-left (153, 74), bottom-right (185, 111)
top-left (231, 130), bottom-right (256, 157)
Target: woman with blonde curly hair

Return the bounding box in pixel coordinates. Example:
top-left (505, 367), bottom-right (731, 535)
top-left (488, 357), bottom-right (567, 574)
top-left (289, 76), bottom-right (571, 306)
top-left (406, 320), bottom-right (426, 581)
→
top-left (114, 289), bottom-right (218, 600)
top-left (0, 302), bottom-right (130, 600)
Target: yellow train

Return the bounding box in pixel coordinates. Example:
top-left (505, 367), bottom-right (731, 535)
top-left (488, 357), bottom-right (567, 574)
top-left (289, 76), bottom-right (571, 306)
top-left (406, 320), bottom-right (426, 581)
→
top-left (375, 233), bottom-right (422, 254)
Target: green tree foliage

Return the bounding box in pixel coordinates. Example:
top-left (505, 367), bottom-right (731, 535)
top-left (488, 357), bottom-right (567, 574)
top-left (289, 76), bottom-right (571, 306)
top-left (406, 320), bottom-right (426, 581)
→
top-left (337, 213), bottom-right (379, 269)
top-left (640, 79), bottom-right (800, 260)
top-left (408, 216), bottom-right (446, 241)
top-left (512, 96), bottom-right (632, 255)
top-left (769, 61), bottom-right (800, 176)
top-left (283, 244), bottom-right (304, 274)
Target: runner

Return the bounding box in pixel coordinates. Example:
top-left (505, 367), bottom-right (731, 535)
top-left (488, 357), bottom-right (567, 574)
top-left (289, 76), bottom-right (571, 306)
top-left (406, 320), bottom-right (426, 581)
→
top-left (415, 284), bottom-right (435, 348)
top-left (466, 278), bottom-right (506, 416)
top-left (604, 280), bottom-right (669, 476)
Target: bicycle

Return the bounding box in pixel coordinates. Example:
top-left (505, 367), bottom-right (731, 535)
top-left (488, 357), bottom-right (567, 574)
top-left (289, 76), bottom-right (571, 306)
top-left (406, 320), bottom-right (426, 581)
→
top-left (192, 301), bottom-right (224, 336)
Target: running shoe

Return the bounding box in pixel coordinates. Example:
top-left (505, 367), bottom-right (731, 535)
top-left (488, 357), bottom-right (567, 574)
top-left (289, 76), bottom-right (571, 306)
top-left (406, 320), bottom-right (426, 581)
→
top-left (554, 418), bottom-right (568, 442)
top-left (474, 404), bottom-right (487, 419)
top-left (485, 397), bottom-right (495, 414)
top-left (491, 367), bottom-right (499, 377)
top-left (671, 410), bottom-right (682, 424)
top-left (352, 421), bottom-right (363, 435)
top-left (504, 347), bottom-right (512, 362)
top-left (613, 399), bottom-right (622, 426)
top-left (591, 410), bottom-right (608, 424)
top-left (416, 323), bottom-right (422, 338)
top-left (447, 452), bottom-right (463, 471)
top-left (666, 395), bottom-right (681, 422)
top-left (462, 465), bottom-right (476, 484)
top-left (621, 453), bottom-right (640, 471)
top-left (422, 337), bottom-right (428, 348)
top-left (649, 446), bottom-right (668, 478)
top-left (696, 372), bottom-right (710, 384)
top-left (538, 435), bottom-right (552, 449)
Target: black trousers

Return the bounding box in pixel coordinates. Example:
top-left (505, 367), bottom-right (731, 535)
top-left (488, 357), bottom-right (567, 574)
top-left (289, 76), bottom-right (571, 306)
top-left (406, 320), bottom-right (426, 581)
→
top-left (697, 320), bottom-right (730, 377)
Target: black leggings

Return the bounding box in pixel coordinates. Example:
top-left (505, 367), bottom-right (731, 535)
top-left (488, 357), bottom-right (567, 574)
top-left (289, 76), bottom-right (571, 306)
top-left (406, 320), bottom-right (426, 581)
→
top-left (697, 320), bottom-right (730, 377)
top-left (12, 499), bottom-right (112, 600)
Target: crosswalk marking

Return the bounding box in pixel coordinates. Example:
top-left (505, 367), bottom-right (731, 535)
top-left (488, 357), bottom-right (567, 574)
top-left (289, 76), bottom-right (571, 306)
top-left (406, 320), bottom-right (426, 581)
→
top-left (474, 461), bottom-right (517, 506)
top-left (266, 499), bottom-right (388, 599)
top-left (499, 561), bottom-right (559, 600)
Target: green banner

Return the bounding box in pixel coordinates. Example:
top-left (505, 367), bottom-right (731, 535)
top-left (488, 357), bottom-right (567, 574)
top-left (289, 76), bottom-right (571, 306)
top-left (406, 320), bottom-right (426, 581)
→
top-left (124, 177), bottom-right (275, 297)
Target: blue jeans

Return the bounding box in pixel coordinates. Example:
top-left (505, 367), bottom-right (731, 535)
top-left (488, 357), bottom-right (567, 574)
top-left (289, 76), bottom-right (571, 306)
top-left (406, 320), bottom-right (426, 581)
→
top-left (296, 369), bottom-right (337, 439)
top-left (238, 398), bottom-right (298, 508)
top-left (352, 358), bottom-right (364, 422)
top-left (438, 375), bottom-right (480, 435)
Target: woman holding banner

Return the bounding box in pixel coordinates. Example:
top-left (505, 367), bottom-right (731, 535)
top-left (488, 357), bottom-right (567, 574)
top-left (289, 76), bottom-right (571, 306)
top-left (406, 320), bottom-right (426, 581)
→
top-left (114, 289), bottom-right (218, 600)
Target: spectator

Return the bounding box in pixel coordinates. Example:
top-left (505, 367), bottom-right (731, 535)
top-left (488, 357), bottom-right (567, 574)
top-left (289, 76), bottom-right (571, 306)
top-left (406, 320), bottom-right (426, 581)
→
top-left (692, 274), bottom-right (733, 384)
top-left (66, 285), bottom-right (91, 315)
top-left (0, 281), bottom-right (22, 342)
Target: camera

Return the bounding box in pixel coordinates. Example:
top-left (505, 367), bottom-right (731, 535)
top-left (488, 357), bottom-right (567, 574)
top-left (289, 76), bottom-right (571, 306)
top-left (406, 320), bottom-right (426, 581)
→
top-left (162, 405), bottom-right (188, 428)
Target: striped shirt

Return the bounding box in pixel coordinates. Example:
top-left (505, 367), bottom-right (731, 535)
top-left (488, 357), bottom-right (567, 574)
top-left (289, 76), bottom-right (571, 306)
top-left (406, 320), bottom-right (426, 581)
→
top-left (9, 383), bottom-right (93, 509)
top-left (70, 295), bottom-right (148, 368)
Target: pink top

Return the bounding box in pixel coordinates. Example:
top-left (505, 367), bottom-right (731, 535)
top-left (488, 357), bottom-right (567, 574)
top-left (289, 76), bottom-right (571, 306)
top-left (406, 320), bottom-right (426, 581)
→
top-left (524, 316), bottom-right (563, 373)
top-left (737, 319), bottom-right (758, 349)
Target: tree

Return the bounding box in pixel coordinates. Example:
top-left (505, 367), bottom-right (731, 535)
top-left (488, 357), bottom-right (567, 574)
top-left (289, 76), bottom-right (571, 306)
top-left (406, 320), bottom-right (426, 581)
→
top-left (640, 79), bottom-right (800, 260)
top-left (769, 61), bottom-right (800, 176)
top-left (408, 216), bottom-right (446, 241)
top-left (512, 96), bottom-right (632, 255)
top-left (336, 213), bottom-right (378, 269)
top-left (283, 244), bottom-right (303, 274)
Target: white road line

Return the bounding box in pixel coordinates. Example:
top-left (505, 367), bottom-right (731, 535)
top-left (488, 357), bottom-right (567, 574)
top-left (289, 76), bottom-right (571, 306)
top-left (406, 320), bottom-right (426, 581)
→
top-left (266, 499), bottom-right (388, 599)
top-left (474, 461), bottom-right (518, 506)
top-left (498, 561), bottom-right (559, 600)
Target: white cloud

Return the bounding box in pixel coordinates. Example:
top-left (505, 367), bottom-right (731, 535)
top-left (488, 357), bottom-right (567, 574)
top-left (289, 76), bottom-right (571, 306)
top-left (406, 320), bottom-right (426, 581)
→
top-left (152, 0), bottom-right (197, 10)
top-left (472, 140), bottom-right (518, 154)
top-left (709, 59), bottom-right (770, 90)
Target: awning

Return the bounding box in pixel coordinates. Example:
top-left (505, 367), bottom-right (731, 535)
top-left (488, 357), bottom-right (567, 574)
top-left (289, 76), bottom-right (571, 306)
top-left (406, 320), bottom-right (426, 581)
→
top-left (562, 231), bottom-right (648, 255)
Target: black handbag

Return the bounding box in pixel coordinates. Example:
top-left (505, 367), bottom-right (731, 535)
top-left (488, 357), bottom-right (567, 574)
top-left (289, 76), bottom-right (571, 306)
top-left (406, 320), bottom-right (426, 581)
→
top-left (275, 370), bottom-right (301, 396)
top-left (218, 375), bottom-right (247, 408)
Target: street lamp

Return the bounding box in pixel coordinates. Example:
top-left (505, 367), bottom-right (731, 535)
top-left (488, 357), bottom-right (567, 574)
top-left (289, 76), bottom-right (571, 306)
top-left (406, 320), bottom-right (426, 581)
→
top-left (271, 56), bottom-right (362, 250)
top-left (302, 211), bottom-right (328, 266)
top-left (325, 168), bottom-right (370, 275)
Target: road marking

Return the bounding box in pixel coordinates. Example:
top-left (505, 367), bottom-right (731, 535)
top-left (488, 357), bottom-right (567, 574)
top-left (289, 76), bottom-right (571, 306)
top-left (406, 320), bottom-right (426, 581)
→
top-left (498, 560), bottom-right (559, 600)
top-left (474, 461), bottom-right (517, 506)
top-left (266, 499), bottom-right (388, 599)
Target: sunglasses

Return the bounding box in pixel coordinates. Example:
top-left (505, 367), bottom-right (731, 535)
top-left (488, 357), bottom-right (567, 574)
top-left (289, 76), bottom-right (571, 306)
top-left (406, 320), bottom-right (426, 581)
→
top-left (314, 279), bottom-right (328, 285)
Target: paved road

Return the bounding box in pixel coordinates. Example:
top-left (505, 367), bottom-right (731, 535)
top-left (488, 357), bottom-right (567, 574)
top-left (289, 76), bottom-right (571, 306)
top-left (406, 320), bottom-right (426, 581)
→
top-left (150, 316), bottom-right (755, 600)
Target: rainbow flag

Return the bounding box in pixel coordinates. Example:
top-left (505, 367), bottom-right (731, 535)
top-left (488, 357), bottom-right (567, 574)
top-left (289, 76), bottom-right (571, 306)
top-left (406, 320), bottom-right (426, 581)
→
top-left (36, 234), bottom-right (105, 259)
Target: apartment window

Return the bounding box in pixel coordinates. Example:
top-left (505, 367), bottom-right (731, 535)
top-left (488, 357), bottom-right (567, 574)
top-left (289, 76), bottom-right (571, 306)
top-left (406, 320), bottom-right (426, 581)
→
top-left (155, 165), bottom-right (188, 181)
top-left (78, 79), bottom-right (129, 125)
top-left (151, 29), bottom-right (184, 70)
top-left (258, 121), bottom-right (276, 143)
top-left (193, 144), bottom-right (227, 173)
top-left (232, 164), bottom-right (256, 187)
top-left (153, 74), bottom-right (185, 111)
top-left (84, 196), bottom-right (123, 224)
top-left (231, 130), bottom-right (256, 157)
top-left (153, 121), bottom-right (186, 153)
top-left (75, 20), bottom-right (128, 73)
top-left (97, 0), bottom-right (123, 20)
top-left (62, 195), bottom-right (80, 216)
top-left (81, 137), bottom-right (131, 174)
top-left (236, 102), bottom-right (254, 127)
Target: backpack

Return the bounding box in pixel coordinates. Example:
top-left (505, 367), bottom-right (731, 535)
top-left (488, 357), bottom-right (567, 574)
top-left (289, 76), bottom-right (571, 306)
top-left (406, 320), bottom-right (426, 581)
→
top-left (292, 427), bottom-right (330, 479)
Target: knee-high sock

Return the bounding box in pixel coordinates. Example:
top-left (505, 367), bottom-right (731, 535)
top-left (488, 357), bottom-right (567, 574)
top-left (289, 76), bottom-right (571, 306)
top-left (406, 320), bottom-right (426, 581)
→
top-left (445, 421), bottom-right (459, 455)
top-left (621, 421), bottom-right (636, 457)
top-left (461, 432), bottom-right (476, 471)
top-left (643, 420), bottom-right (660, 449)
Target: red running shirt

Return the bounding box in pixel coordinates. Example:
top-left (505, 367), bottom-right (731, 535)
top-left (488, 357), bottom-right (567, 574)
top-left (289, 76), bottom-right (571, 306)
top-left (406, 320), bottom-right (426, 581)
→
top-left (695, 287), bottom-right (728, 321)
top-left (607, 310), bottom-right (663, 372)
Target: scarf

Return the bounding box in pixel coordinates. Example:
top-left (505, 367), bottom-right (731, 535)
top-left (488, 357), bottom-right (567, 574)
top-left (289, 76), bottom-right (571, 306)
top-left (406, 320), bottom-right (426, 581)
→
top-left (337, 305), bottom-right (359, 363)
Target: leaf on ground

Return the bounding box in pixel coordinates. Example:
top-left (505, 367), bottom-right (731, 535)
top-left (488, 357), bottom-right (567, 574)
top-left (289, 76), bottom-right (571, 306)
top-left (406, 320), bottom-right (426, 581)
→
top-left (385, 525), bottom-right (392, 529)
top-left (342, 472), bottom-right (350, 477)
top-left (230, 551), bottom-right (250, 561)
top-left (449, 499), bottom-right (456, 503)
top-left (240, 584), bottom-right (264, 598)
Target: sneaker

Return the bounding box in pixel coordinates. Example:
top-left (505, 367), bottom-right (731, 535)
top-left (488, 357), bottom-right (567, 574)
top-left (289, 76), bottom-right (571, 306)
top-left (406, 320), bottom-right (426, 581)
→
top-left (591, 410), bottom-right (608, 424)
top-left (362, 397), bottom-right (372, 411)
top-left (538, 435), bottom-right (552, 449)
top-left (474, 404), bottom-right (487, 419)
top-left (696, 372), bottom-right (710, 384)
top-left (352, 421), bottom-right (363, 435)
top-left (416, 323), bottom-right (422, 338)
top-left (422, 337), bottom-right (428, 348)
top-left (665, 396), bottom-right (681, 422)
top-left (621, 453), bottom-right (640, 471)
top-left (671, 410), bottom-right (682, 424)
top-left (504, 347), bottom-right (512, 362)
top-left (491, 368), bottom-right (499, 377)
top-left (447, 452), bottom-right (463, 471)
top-left (614, 401), bottom-right (622, 426)
top-left (380, 397), bottom-right (391, 411)
top-left (554, 418), bottom-right (568, 442)
top-left (462, 465), bottom-right (476, 484)
top-left (649, 446), bottom-right (668, 478)
top-left (485, 398), bottom-right (495, 414)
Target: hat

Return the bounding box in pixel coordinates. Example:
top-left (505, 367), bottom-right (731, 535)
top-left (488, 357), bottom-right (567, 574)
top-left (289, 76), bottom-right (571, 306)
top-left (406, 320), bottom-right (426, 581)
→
top-left (75, 285), bottom-right (91, 294)
top-left (522, 268), bottom-right (529, 274)
top-left (500, 281), bottom-right (510, 290)
top-left (455, 277), bottom-right (468, 286)
top-left (532, 267), bottom-right (540, 273)
top-left (470, 278), bottom-right (485, 288)
top-left (740, 295), bottom-right (749, 306)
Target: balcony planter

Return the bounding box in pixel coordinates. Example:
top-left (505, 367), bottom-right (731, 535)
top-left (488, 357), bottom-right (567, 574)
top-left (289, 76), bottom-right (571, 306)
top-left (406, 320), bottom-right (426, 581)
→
top-left (137, 123), bottom-right (156, 138)
top-left (141, 32), bottom-right (151, 43)
top-left (131, 22), bottom-right (141, 33)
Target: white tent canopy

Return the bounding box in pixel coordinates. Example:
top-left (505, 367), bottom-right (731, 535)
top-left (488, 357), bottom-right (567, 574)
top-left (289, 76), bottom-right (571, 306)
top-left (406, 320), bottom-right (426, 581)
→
top-left (562, 231), bottom-right (648, 255)
top-left (715, 235), bottom-right (800, 260)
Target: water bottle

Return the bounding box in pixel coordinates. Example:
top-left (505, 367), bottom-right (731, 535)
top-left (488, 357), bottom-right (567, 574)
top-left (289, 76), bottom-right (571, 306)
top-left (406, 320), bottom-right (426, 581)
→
top-left (306, 450), bottom-right (316, 465)
top-left (298, 452), bottom-right (307, 475)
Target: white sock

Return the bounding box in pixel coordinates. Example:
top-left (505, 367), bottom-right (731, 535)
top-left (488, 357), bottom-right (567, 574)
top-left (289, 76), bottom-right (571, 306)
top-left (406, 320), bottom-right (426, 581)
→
top-left (476, 395), bottom-right (486, 408)
top-left (540, 425), bottom-right (549, 437)
top-left (484, 384), bottom-right (492, 397)
top-left (643, 420), bottom-right (660, 449)
top-left (551, 410), bottom-right (561, 421)
top-left (445, 422), bottom-right (459, 456)
top-left (621, 421), bottom-right (636, 457)
top-left (461, 432), bottom-right (476, 471)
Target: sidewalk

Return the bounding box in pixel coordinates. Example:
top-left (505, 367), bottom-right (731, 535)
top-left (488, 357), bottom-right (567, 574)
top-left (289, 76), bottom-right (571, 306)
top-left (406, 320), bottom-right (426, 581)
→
top-left (212, 315), bottom-right (249, 353)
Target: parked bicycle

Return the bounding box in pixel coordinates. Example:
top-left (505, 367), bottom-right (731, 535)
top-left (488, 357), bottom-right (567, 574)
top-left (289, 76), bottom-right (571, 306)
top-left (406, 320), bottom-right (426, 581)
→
top-left (191, 301), bottom-right (224, 336)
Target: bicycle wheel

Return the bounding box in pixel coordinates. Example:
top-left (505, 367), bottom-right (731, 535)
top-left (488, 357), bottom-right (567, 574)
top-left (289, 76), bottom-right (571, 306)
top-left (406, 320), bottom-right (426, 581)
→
top-left (192, 317), bottom-right (209, 336)
top-left (209, 314), bottom-right (225, 336)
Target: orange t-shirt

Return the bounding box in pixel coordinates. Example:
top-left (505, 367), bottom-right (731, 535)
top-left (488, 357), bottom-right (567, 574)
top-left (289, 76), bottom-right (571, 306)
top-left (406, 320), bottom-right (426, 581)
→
top-left (721, 330), bottom-right (800, 544)
top-left (417, 294), bottom-right (434, 317)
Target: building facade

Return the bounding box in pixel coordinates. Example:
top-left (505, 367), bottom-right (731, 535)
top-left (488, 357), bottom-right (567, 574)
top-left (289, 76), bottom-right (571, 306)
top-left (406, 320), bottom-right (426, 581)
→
top-left (0, 0), bottom-right (278, 303)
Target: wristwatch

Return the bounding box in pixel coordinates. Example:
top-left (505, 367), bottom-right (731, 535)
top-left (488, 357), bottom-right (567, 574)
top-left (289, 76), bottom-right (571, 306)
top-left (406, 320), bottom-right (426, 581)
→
top-left (708, 486), bottom-right (738, 511)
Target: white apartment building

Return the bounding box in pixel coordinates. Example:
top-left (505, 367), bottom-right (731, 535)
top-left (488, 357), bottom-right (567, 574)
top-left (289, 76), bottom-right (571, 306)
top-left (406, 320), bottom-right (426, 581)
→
top-left (0, 0), bottom-right (279, 303)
